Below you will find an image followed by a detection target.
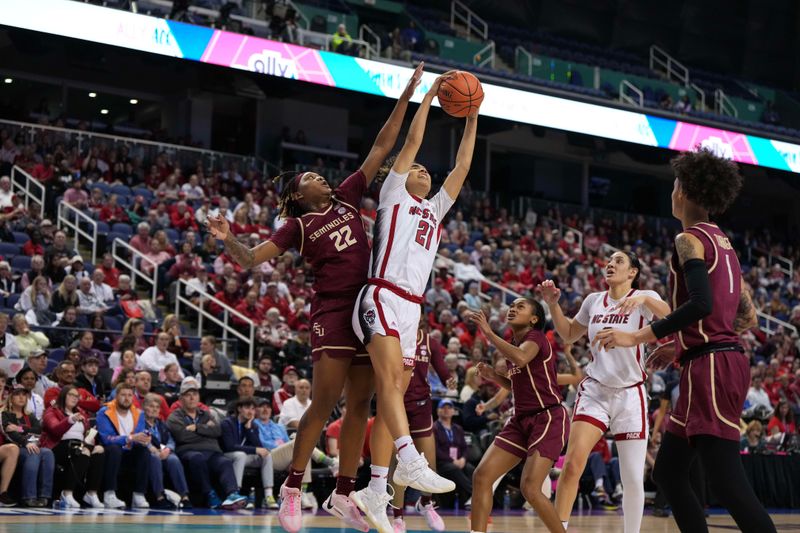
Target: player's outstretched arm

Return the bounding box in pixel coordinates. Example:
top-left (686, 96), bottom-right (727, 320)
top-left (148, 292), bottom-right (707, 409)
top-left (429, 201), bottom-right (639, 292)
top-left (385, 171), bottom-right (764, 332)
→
top-left (207, 214), bottom-right (282, 268)
top-left (539, 280), bottom-right (587, 343)
top-left (360, 62), bottom-right (424, 185)
top-left (469, 310), bottom-right (540, 368)
top-left (392, 72), bottom-right (455, 175)
top-left (441, 111), bottom-right (479, 200)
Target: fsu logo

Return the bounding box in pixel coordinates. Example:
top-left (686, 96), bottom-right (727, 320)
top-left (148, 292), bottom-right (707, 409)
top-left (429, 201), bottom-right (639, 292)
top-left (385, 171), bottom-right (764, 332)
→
top-left (364, 309), bottom-right (376, 326)
top-left (313, 323), bottom-right (325, 337)
top-left (337, 207), bottom-right (346, 215)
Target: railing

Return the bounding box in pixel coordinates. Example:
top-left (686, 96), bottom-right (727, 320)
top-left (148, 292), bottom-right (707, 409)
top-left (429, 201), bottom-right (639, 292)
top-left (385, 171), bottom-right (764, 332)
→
top-left (0, 118), bottom-right (266, 177)
top-left (756, 310), bottom-right (798, 336)
top-left (748, 246), bottom-right (794, 277)
top-left (473, 41), bottom-right (495, 69)
top-left (714, 89), bottom-right (739, 118)
top-left (137, 0), bottom-right (273, 32)
top-left (650, 45), bottom-right (689, 86)
top-left (112, 238), bottom-right (158, 303)
top-left (359, 24), bottom-right (382, 60)
top-left (10, 165), bottom-right (45, 219)
top-left (175, 278), bottom-right (257, 368)
top-left (450, 0), bottom-right (488, 41)
top-left (515, 46), bottom-right (533, 76)
top-left (285, 0), bottom-right (310, 30)
top-left (689, 82), bottom-right (706, 112)
top-left (620, 80), bottom-right (644, 107)
top-left (295, 27), bottom-right (372, 57)
top-left (57, 201), bottom-right (98, 264)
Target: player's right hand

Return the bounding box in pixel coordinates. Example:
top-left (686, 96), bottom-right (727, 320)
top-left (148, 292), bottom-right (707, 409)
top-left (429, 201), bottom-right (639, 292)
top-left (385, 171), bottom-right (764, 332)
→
top-left (401, 62), bottom-right (424, 100)
top-left (476, 361), bottom-right (496, 382)
top-left (646, 340), bottom-right (676, 371)
top-left (537, 280), bottom-right (561, 305)
top-left (428, 70), bottom-right (458, 95)
top-left (206, 213), bottom-right (229, 240)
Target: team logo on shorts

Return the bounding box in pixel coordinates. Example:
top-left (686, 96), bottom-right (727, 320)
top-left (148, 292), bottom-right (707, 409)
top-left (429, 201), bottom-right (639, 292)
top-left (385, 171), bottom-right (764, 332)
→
top-left (364, 309), bottom-right (376, 326)
top-left (337, 207), bottom-right (346, 215)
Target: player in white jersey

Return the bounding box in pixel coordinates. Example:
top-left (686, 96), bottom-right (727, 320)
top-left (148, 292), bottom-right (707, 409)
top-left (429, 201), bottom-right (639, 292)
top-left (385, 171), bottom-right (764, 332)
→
top-left (541, 251), bottom-right (670, 533)
top-left (350, 71), bottom-right (480, 533)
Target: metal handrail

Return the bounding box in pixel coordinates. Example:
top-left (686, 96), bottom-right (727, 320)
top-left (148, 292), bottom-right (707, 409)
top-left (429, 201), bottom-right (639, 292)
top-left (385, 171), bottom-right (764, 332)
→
top-left (620, 80), bottom-right (644, 107)
top-left (515, 46), bottom-right (533, 76)
top-left (10, 165), bottom-right (45, 219)
top-left (285, 0), bottom-right (310, 29)
top-left (112, 238), bottom-right (158, 303)
top-left (689, 82), bottom-right (706, 112)
top-left (359, 24), bottom-right (382, 60)
top-left (296, 27), bottom-right (371, 56)
top-left (474, 40), bottom-right (495, 69)
top-left (541, 215), bottom-right (584, 252)
top-left (747, 246), bottom-right (794, 277)
top-left (175, 278), bottom-right (257, 368)
top-left (57, 201), bottom-right (98, 264)
top-left (714, 89), bottom-right (739, 118)
top-left (649, 45), bottom-right (689, 86)
top-left (756, 310), bottom-right (798, 336)
top-left (450, 0), bottom-right (488, 41)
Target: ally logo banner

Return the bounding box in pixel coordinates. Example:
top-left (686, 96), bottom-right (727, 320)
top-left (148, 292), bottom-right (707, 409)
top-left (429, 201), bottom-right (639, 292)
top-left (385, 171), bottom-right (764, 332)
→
top-left (2, 0), bottom-right (800, 174)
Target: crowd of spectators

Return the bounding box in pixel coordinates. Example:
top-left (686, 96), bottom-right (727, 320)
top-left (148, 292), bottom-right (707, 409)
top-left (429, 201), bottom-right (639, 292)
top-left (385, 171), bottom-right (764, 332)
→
top-left (0, 122), bottom-right (798, 513)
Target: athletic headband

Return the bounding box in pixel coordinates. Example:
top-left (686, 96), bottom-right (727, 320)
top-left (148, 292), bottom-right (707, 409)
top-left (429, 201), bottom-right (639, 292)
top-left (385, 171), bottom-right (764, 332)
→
top-left (293, 172), bottom-right (308, 188)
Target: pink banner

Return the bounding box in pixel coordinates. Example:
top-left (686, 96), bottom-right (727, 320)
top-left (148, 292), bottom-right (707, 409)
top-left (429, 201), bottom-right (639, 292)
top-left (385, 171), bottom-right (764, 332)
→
top-left (669, 122), bottom-right (757, 164)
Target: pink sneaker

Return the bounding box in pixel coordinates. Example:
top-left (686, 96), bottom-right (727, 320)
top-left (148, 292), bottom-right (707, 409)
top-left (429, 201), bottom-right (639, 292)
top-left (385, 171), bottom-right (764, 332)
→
top-left (322, 491), bottom-right (370, 532)
top-left (393, 517), bottom-right (407, 533)
top-left (278, 483), bottom-right (303, 533)
top-left (415, 498), bottom-right (445, 531)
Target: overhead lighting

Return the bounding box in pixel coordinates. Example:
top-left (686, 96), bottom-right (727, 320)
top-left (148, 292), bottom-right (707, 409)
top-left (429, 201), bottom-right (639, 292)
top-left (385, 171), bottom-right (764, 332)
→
top-left (100, 109), bottom-right (109, 115)
top-left (3, 78), bottom-right (12, 84)
top-left (129, 98), bottom-right (138, 104)
top-left (88, 92), bottom-right (97, 98)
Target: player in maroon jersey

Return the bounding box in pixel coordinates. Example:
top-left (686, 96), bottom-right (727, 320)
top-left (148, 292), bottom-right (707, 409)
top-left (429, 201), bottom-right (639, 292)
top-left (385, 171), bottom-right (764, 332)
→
top-left (468, 298), bottom-right (568, 533)
top-left (206, 63), bottom-right (424, 533)
top-left (594, 148), bottom-right (775, 533)
top-left (391, 313), bottom-right (453, 533)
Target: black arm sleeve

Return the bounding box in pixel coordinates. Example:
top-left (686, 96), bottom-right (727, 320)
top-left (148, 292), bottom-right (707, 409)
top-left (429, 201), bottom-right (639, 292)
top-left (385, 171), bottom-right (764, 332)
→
top-left (651, 258), bottom-right (713, 340)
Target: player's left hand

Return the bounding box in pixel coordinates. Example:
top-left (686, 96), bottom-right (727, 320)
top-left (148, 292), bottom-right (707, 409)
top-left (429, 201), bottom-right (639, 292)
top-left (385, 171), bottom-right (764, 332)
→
top-left (428, 70), bottom-right (458, 95)
top-left (646, 340), bottom-right (676, 371)
top-left (613, 294), bottom-right (647, 315)
top-left (593, 328), bottom-right (636, 350)
top-left (401, 62), bottom-right (424, 100)
top-left (468, 310), bottom-right (492, 336)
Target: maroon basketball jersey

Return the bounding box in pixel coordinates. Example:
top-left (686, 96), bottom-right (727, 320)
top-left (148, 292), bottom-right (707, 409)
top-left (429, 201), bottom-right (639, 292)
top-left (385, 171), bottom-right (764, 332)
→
top-left (507, 329), bottom-right (562, 414)
top-left (669, 222), bottom-right (741, 361)
top-left (270, 170), bottom-right (370, 297)
top-left (406, 332), bottom-right (448, 403)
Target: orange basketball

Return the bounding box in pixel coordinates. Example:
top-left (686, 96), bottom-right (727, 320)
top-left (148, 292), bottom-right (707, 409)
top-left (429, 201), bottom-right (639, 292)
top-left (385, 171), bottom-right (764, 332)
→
top-left (437, 71), bottom-right (484, 118)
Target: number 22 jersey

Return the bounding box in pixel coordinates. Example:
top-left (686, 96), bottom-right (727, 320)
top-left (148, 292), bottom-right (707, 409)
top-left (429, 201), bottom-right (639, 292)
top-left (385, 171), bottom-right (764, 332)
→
top-left (370, 169), bottom-right (455, 297)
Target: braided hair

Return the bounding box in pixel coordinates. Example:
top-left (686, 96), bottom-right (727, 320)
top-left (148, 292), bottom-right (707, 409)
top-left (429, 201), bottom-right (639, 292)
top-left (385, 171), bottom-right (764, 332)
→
top-left (375, 154), bottom-right (397, 185)
top-left (273, 171), bottom-right (304, 219)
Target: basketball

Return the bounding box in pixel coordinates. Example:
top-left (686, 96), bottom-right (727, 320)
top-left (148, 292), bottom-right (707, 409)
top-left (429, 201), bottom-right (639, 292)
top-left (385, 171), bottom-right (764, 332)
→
top-left (437, 71), bottom-right (484, 118)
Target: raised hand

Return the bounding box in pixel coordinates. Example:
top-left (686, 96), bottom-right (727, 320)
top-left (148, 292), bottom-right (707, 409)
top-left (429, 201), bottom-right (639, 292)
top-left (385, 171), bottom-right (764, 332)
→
top-left (206, 213), bottom-right (230, 240)
top-left (538, 280), bottom-right (561, 305)
top-left (468, 310), bottom-right (492, 336)
top-left (401, 62), bottom-right (424, 100)
top-left (428, 70), bottom-right (458, 95)
top-left (476, 361), bottom-right (497, 382)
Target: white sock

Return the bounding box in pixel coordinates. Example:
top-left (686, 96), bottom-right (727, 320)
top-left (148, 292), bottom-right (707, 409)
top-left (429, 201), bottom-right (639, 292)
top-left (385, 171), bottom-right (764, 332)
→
top-left (594, 478), bottom-right (604, 490)
top-left (62, 490), bottom-right (73, 498)
top-left (264, 487), bottom-right (273, 497)
top-left (615, 483), bottom-right (623, 493)
top-left (86, 490), bottom-right (97, 497)
top-left (104, 490), bottom-right (116, 499)
top-left (617, 439), bottom-right (648, 533)
top-left (395, 436), bottom-right (421, 462)
top-left (369, 465), bottom-right (390, 494)
top-left (562, 521), bottom-right (569, 530)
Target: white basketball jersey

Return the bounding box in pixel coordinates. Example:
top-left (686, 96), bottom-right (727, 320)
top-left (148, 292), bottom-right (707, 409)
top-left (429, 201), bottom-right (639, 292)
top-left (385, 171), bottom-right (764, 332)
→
top-left (575, 289), bottom-right (663, 388)
top-left (370, 169), bottom-right (455, 296)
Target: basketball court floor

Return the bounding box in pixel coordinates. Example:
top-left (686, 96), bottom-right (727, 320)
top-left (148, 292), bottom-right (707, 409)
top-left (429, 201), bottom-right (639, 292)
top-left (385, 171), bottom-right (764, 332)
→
top-left (0, 508), bottom-right (797, 532)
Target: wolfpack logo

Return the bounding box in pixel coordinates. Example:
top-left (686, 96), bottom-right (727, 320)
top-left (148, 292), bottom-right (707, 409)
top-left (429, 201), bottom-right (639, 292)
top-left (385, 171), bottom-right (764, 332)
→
top-left (625, 432), bottom-right (642, 440)
top-left (699, 137), bottom-right (733, 160)
top-left (364, 309), bottom-right (376, 326)
top-left (248, 50), bottom-right (298, 79)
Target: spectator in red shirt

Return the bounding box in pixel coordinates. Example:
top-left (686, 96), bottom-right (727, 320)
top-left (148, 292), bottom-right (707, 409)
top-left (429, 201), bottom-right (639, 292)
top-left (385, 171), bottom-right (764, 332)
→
top-left (208, 278), bottom-right (240, 317)
top-left (169, 201), bottom-right (198, 231)
top-left (22, 229), bottom-right (45, 257)
top-left (31, 154), bottom-right (55, 183)
top-left (272, 366), bottom-right (298, 415)
top-left (234, 290), bottom-right (266, 327)
top-left (230, 207), bottom-right (255, 236)
top-left (43, 361), bottom-right (101, 413)
top-left (129, 222), bottom-right (152, 255)
top-left (98, 253), bottom-right (120, 288)
top-left (325, 399), bottom-right (348, 457)
top-left (98, 194), bottom-right (129, 224)
top-left (262, 281), bottom-right (290, 319)
top-left (767, 399), bottom-right (796, 437)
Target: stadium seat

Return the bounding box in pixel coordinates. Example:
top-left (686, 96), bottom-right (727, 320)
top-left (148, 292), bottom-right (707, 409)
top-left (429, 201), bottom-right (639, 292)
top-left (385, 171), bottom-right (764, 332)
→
top-left (104, 315), bottom-right (122, 331)
top-left (92, 182), bottom-right (111, 194)
top-left (96, 221), bottom-right (111, 235)
top-left (49, 348), bottom-right (66, 362)
top-left (111, 223), bottom-right (133, 236)
top-left (0, 242), bottom-right (21, 257)
top-left (11, 256), bottom-right (31, 272)
top-left (132, 187), bottom-right (153, 200)
top-left (6, 293), bottom-right (20, 310)
top-left (12, 231), bottom-right (28, 244)
top-left (110, 185), bottom-right (132, 196)
top-left (164, 228), bottom-right (181, 243)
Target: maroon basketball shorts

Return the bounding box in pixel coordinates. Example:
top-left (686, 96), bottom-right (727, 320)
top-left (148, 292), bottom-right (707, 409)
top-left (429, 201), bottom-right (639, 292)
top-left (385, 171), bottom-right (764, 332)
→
top-left (310, 294), bottom-right (369, 366)
top-left (666, 350), bottom-right (749, 442)
top-left (494, 404), bottom-right (570, 461)
top-left (405, 398), bottom-right (434, 438)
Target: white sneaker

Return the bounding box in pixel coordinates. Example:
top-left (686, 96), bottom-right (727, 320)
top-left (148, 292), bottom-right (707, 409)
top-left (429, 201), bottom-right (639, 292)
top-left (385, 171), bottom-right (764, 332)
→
top-left (321, 491), bottom-right (370, 532)
top-left (415, 498), bottom-right (445, 531)
top-left (132, 492), bottom-right (150, 509)
top-left (83, 492), bottom-right (103, 509)
top-left (393, 517), bottom-right (406, 533)
top-left (164, 489), bottom-right (181, 507)
top-left (393, 454), bottom-right (456, 494)
top-left (350, 486), bottom-right (393, 533)
top-left (300, 491), bottom-right (318, 510)
top-left (62, 492), bottom-right (81, 509)
top-left (103, 492), bottom-right (126, 509)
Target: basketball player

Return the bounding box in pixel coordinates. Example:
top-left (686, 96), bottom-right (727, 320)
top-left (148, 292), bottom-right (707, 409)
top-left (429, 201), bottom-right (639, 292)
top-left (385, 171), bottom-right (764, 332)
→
top-left (207, 63), bottom-right (424, 533)
top-left (350, 71), bottom-right (479, 532)
top-left (541, 251), bottom-right (670, 533)
top-left (594, 148), bottom-right (776, 533)
top-left (468, 299), bottom-right (568, 533)
top-left (392, 313), bottom-right (452, 533)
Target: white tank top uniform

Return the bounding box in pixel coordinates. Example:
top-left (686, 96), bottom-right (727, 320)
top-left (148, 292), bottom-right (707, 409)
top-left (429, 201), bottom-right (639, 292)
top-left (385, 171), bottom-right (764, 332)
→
top-left (572, 289), bottom-right (663, 440)
top-left (352, 169), bottom-right (455, 364)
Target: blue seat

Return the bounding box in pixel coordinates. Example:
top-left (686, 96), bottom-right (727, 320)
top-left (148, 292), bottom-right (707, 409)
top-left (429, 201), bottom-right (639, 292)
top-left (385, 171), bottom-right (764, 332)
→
top-left (132, 187), bottom-right (153, 201)
top-left (84, 262), bottom-right (95, 275)
top-left (107, 232), bottom-right (129, 247)
top-left (11, 256), bottom-right (31, 272)
top-left (96, 221), bottom-right (110, 235)
top-left (110, 185), bottom-right (132, 196)
top-left (49, 348), bottom-right (66, 362)
top-left (164, 228), bottom-right (181, 243)
top-left (12, 232), bottom-right (28, 244)
top-left (104, 315), bottom-right (122, 331)
top-left (6, 293), bottom-right (20, 309)
top-left (0, 242), bottom-right (21, 257)
top-left (111, 223), bottom-right (133, 236)
top-left (92, 182), bottom-right (111, 194)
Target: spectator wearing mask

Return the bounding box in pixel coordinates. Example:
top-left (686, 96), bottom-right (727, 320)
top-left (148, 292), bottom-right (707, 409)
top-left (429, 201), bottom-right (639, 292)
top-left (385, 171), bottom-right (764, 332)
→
top-left (12, 314), bottom-right (50, 358)
top-left (221, 398), bottom-right (273, 505)
top-left (166, 377), bottom-right (247, 509)
top-left (40, 385), bottom-right (106, 509)
top-left (96, 383), bottom-right (152, 509)
top-left (141, 393), bottom-right (190, 509)
top-left (2, 385), bottom-right (54, 507)
top-left (432, 398), bottom-right (473, 504)
top-left (277, 378), bottom-right (311, 429)
top-left (192, 335), bottom-right (234, 379)
top-left (0, 312), bottom-right (19, 358)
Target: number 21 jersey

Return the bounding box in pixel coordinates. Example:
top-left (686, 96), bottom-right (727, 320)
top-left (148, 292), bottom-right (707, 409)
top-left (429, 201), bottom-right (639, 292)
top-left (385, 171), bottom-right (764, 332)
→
top-left (370, 169), bottom-right (455, 297)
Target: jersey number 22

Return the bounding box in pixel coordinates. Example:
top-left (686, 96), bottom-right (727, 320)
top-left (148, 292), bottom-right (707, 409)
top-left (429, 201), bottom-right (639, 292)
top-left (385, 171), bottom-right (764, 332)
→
top-left (330, 226), bottom-right (357, 251)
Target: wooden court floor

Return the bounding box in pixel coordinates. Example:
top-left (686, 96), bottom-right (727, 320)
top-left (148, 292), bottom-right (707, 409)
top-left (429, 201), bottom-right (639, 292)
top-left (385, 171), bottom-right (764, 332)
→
top-left (0, 508), bottom-right (798, 532)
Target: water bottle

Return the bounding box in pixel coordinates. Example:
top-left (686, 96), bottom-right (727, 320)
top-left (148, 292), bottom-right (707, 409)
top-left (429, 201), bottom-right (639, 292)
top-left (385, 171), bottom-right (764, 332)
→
top-left (454, 493), bottom-right (459, 513)
top-left (503, 489), bottom-right (511, 511)
top-left (52, 498), bottom-right (65, 509)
